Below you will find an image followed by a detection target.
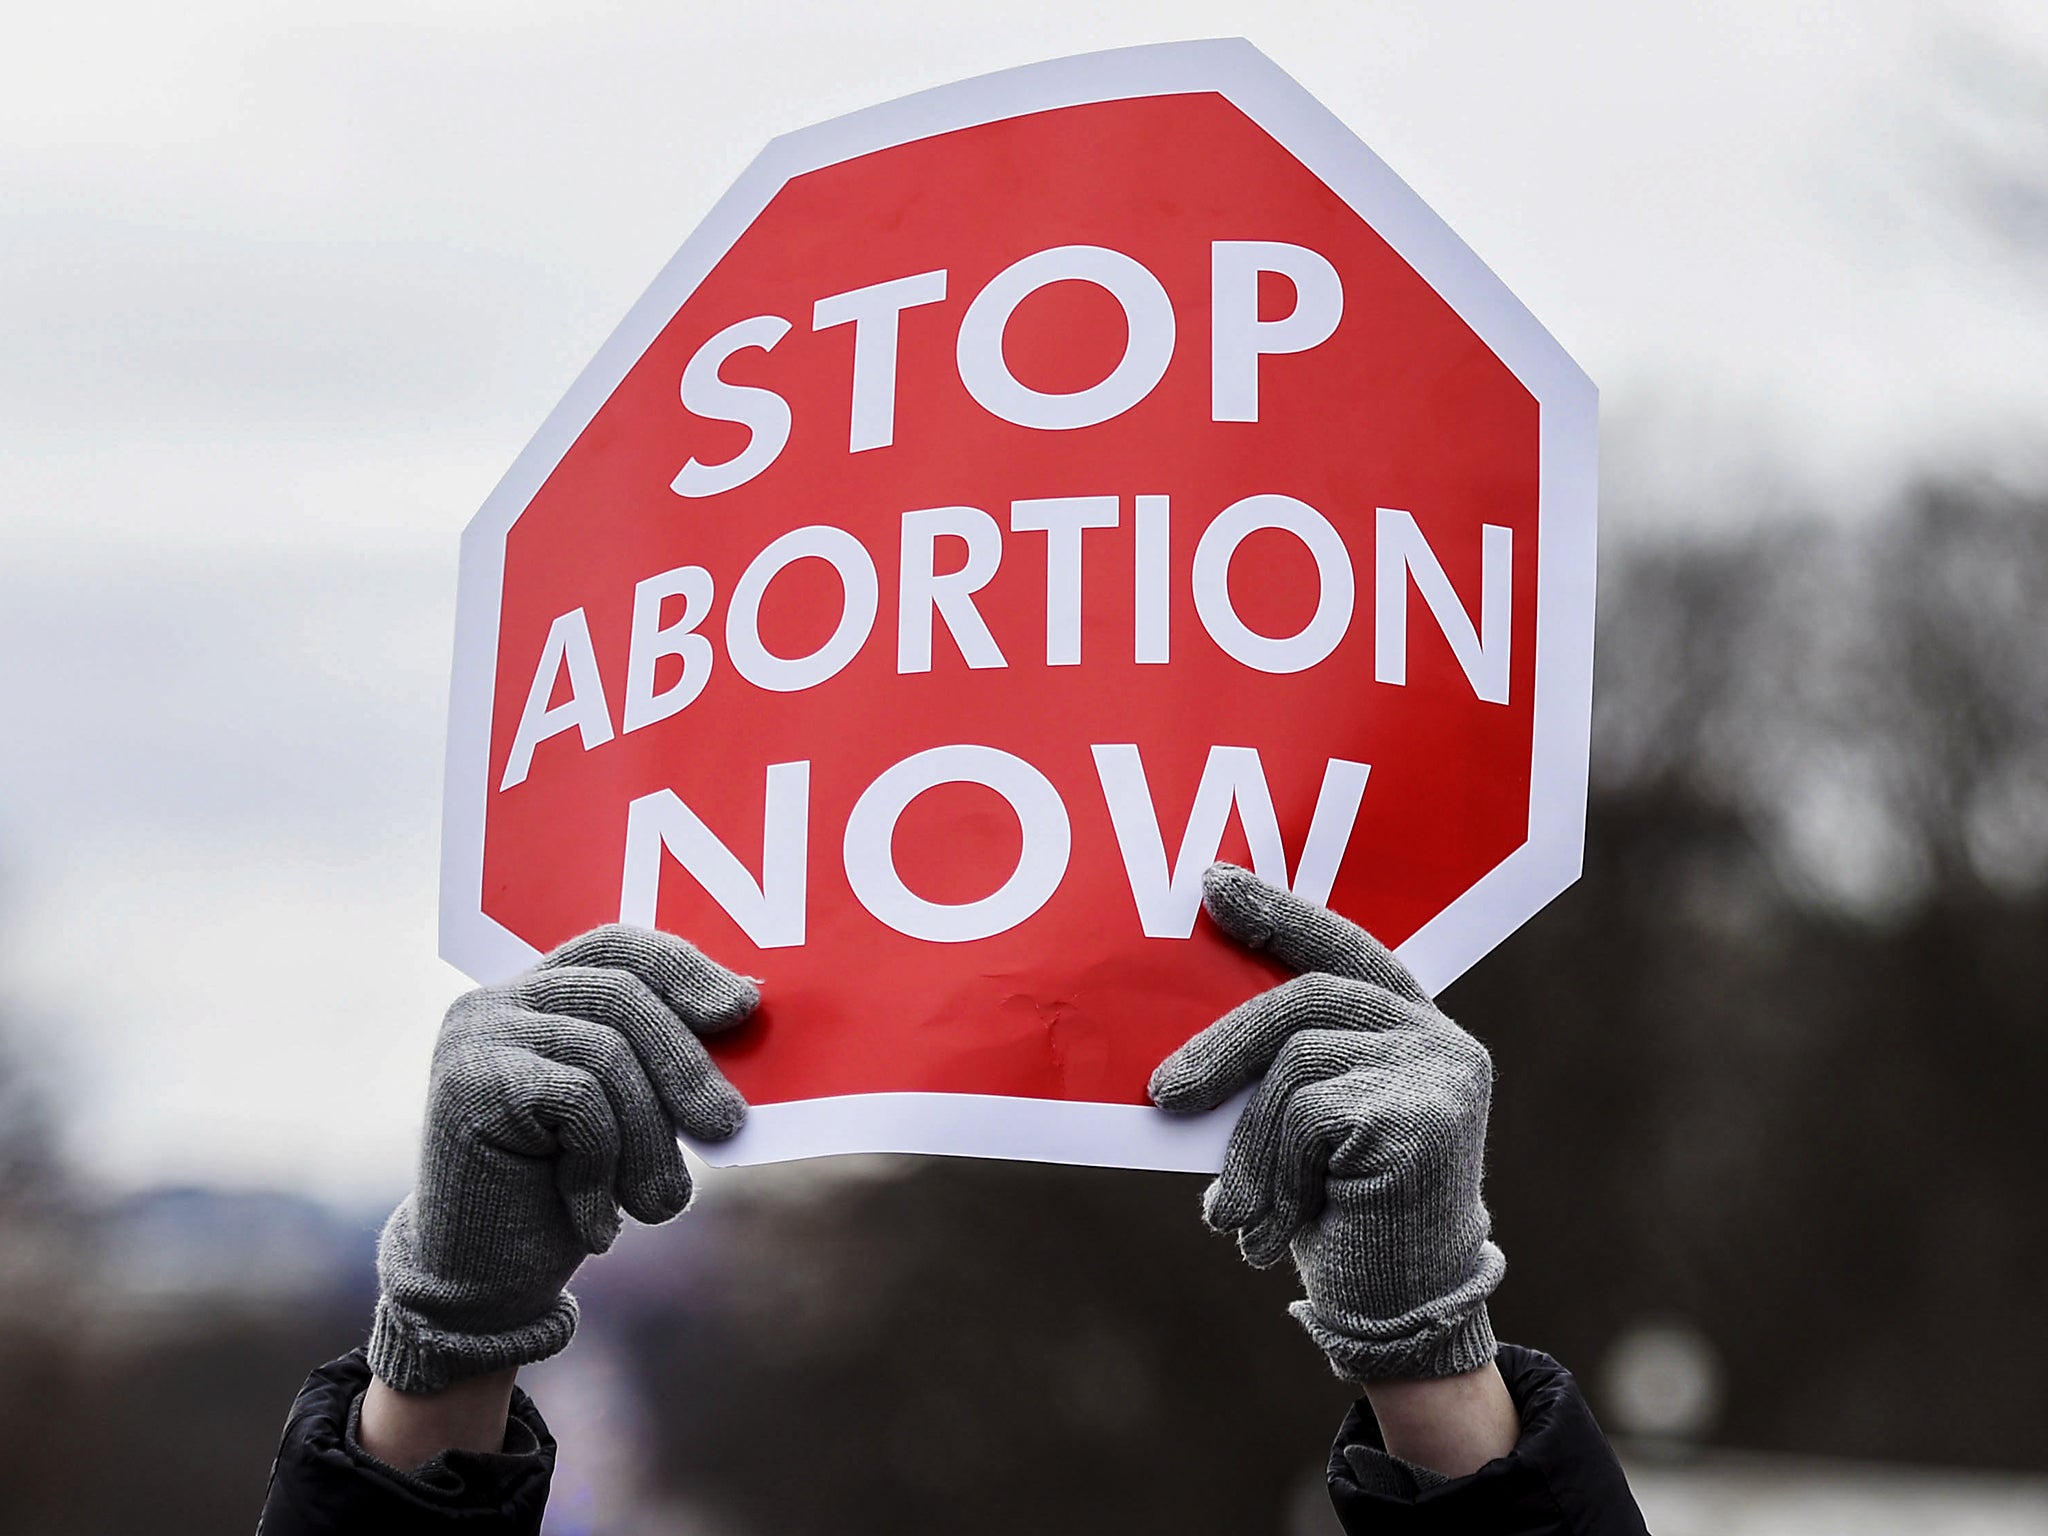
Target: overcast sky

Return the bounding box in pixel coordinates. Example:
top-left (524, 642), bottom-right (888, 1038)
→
top-left (4, 0), bottom-right (2045, 1203)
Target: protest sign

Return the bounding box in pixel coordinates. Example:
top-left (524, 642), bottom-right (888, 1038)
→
top-left (441, 39), bottom-right (1597, 1171)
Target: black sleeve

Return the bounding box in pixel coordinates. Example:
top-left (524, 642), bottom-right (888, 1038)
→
top-left (256, 1350), bottom-right (555, 1535)
top-left (1327, 1344), bottom-right (1649, 1536)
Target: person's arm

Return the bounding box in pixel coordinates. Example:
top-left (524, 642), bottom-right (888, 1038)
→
top-left (1330, 1345), bottom-right (1648, 1534)
top-left (356, 1369), bottom-right (521, 1469)
top-left (258, 923), bottom-right (758, 1533)
top-left (1361, 1363), bottom-right (1519, 1477)
top-left (1154, 864), bottom-right (1649, 1532)
top-left (256, 1351), bottom-right (556, 1535)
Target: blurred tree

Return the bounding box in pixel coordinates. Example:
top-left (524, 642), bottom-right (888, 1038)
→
top-left (631, 1162), bottom-right (1353, 1536)
top-left (0, 994), bottom-right (371, 1535)
top-left (0, 477), bottom-right (2042, 1533)
top-left (1462, 480), bottom-right (2048, 1465)
top-left (619, 479), bottom-right (2048, 1536)
top-left (0, 1007), bottom-right (89, 1534)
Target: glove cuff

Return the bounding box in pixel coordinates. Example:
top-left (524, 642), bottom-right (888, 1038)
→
top-left (1292, 1238), bottom-right (1506, 1382)
top-left (1294, 1296), bottom-right (1499, 1382)
top-left (366, 1290), bottom-right (579, 1395)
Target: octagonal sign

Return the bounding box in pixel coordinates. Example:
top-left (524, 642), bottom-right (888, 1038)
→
top-left (442, 39), bottom-right (1597, 1172)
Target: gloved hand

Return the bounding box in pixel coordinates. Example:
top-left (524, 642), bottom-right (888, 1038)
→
top-left (368, 925), bottom-right (757, 1393)
top-left (1150, 864), bottom-right (1505, 1382)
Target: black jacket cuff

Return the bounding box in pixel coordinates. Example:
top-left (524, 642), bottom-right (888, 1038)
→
top-left (1326, 1343), bottom-right (1649, 1535)
top-left (257, 1348), bottom-right (555, 1534)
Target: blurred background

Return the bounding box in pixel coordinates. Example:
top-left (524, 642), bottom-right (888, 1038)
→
top-left (2, 1), bottom-right (2046, 1532)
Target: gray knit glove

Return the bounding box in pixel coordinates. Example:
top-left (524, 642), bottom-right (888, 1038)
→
top-left (368, 925), bottom-right (756, 1393)
top-left (1150, 864), bottom-right (1505, 1382)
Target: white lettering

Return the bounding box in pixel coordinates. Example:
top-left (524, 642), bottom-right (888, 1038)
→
top-left (1211, 241), bottom-right (1343, 422)
top-left (623, 566), bottom-right (715, 733)
top-left (726, 525), bottom-right (880, 692)
top-left (1134, 493), bottom-right (1171, 664)
top-left (671, 315), bottom-right (794, 498)
top-left (619, 763), bottom-right (811, 948)
top-left (1374, 508), bottom-right (1513, 704)
top-left (898, 505), bottom-right (1006, 674)
top-left (1092, 744), bottom-right (1371, 936)
top-left (956, 246), bottom-right (1176, 430)
top-left (843, 745), bottom-right (1071, 942)
top-left (812, 269), bottom-right (949, 452)
top-left (501, 608), bottom-right (614, 791)
top-left (1010, 495), bottom-right (1119, 666)
top-left (1192, 494), bottom-right (1355, 674)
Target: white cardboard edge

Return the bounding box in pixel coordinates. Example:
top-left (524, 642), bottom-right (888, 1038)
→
top-left (683, 1088), bottom-right (1252, 1172)
top-left (439, 37), bottom-right (1599, 1172)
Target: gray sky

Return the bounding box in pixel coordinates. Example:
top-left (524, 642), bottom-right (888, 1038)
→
top-left (3, 0), bottom-right (2045, 1202)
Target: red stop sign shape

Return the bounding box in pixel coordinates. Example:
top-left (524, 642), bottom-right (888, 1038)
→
top-left (442, 42), bottom-right (1596, 1170)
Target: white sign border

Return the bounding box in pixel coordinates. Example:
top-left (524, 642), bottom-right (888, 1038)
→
top-left (440, 37), bottom-right (1598, 1175)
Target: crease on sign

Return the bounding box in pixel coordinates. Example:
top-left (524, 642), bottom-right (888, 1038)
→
top-left (1028, 989), bottom-right (1083, 1098)
top-left (988, 984), bottom-right (1082, 1099)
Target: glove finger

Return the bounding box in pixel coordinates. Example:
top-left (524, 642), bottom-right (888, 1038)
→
top-left (1201, 863), bottom-right (1430, 1003)
top-left (1150, 973), bottom-right (1417, 1113)
top-left (502, 1012), bottom-right (693, 1225)
top-left (1235, 1071), bottom-right (1384, 1265)
top-left (536, 924), bottom-right (759, 1035)
top-left (507, 1052), bottom-right (623, 1255)
top-left (1203, 1028), bottom-right (1382, 1249)
top-left (513, 968), bottom-right (748, 1142)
